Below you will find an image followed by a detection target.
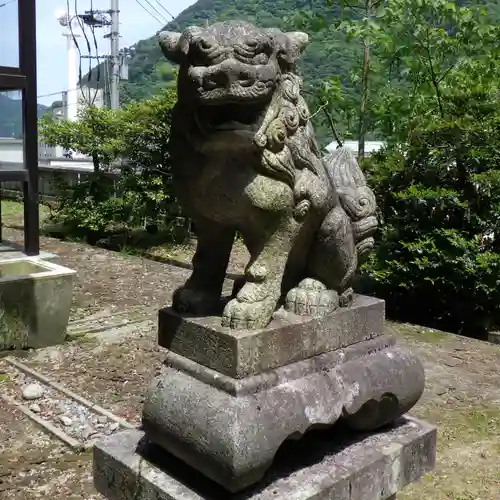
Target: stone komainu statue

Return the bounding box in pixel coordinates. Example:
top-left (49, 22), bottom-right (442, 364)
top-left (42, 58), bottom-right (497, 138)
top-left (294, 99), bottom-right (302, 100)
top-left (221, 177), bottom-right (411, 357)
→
top-left (159, 21), bottom-right (378, 329)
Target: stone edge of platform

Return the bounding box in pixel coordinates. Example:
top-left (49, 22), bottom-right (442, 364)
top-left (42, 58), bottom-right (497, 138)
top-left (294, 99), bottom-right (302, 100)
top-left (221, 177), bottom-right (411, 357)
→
top-left (93, 416), bottom-right (436, 500)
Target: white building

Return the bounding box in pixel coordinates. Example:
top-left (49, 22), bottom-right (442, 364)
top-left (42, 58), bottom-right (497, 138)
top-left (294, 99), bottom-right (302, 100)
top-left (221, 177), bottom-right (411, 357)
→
top-left (0, 138), bottom-right (92, 166)
top-left (325, 140), bottom-right (385, 156)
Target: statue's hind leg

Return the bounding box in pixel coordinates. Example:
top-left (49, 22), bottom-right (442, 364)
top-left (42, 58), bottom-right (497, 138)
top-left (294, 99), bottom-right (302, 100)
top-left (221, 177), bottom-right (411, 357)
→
top-left (285, 205), bottom-right (357, 316)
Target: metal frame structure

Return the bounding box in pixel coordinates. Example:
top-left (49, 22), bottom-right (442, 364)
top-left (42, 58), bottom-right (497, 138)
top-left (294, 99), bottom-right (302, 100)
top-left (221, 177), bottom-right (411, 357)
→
top-left (0, 0), bottom-right (39, 255)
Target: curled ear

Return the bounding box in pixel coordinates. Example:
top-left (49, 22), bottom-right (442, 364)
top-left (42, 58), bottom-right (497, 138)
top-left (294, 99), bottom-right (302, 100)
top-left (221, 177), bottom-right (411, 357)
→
top-left (158, 31), bottom-right (182, 64)
top-left (277, 31), bottom-right (309, 65)
top-left (286, 32), bottom-right (309, 53)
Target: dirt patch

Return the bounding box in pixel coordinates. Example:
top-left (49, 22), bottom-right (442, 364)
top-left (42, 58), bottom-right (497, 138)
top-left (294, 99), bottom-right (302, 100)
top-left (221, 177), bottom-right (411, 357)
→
top-left (388, 323), bottom-right (500, 500)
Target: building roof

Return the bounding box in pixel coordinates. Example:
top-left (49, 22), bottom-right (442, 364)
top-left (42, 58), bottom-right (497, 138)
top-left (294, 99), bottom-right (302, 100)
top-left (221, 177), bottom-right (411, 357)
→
top-left (325, 140), bottom-right (385, 155)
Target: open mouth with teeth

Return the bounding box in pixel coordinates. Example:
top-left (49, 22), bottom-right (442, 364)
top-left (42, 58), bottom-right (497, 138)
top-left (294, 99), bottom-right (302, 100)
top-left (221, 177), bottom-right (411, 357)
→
top-left (195, 101), bottom-right (267, 135)
top-left (198, 80), bottom-right (274, 106)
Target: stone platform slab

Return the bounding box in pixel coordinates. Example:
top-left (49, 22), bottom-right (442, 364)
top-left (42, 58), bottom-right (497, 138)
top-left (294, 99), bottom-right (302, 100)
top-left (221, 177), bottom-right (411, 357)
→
top-left (158, 295), bottom-right (385, 378)
top-left (93, 416), bottom-right (436, 500)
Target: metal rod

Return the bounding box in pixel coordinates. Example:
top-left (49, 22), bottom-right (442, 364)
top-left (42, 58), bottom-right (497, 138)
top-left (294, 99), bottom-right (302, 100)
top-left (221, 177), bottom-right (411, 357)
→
top-left (19, 0), bottom-right (39, 256)
top-left (5, 356), bottom-right (135, 429)
top-left (1, 393), bottom-right (83, 450)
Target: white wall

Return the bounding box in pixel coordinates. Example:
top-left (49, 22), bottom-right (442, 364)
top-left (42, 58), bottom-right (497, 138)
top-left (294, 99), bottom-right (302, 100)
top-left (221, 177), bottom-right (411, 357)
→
top-left (0, 138), bottom-right (66, 164)
top-left (325, 140), bottom-right (385, 155)
top-left (0, 138), bottom-right (24, 164)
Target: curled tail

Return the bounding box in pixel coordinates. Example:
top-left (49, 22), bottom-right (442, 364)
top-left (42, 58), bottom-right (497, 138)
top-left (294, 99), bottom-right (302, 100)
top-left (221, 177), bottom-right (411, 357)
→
top-left (322, 147), bottom-right (378, 263)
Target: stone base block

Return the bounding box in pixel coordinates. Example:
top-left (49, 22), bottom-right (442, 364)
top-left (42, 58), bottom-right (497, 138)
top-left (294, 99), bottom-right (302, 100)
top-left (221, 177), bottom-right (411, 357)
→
top-left (488, 331), bottom-right (500, 345)
top-left (158, 295), bottom-right (385, 378)
top-left (93, 416), bottom-right (436, 500)
top-left (142, 335), bottom-right (425, 492)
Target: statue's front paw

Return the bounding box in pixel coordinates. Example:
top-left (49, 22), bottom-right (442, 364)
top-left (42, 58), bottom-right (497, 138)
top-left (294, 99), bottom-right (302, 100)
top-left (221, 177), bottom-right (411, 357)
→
top-left (172, 286), bottom-right (220, 315)
top-left (221, 296), bottom-right (276, 329)
top-left (285, 278), bottom-right (338, 316)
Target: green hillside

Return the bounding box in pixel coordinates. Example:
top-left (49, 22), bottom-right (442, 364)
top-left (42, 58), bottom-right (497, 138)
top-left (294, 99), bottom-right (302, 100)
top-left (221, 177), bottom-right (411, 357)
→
top-left (122, 0), bottom-right (500, 144)
top-left (124, 0), bottom-right (500, 100)
top-left (123, 0), bottom-right (354, 105)
top-left (0, 93), bottom-right (47, 139)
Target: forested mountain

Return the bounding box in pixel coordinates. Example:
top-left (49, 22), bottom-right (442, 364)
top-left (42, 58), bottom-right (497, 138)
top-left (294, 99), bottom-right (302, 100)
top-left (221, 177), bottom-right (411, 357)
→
top-left (122, 0), bottom-right (354, 103)
top-left (121, 0), bottom-right (500, 144)
top-left (0, 93), bottom-right (47, 139)
top-left (123, 0), bottom-right (500, 103)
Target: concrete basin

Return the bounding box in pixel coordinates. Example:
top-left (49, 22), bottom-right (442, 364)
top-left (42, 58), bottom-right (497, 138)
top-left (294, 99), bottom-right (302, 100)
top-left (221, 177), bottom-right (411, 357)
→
top-left (0, 258), bottom-right (76, 350)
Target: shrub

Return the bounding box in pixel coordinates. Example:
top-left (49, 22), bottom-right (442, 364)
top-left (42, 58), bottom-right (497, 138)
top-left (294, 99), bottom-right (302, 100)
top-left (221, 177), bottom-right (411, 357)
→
top-left (360, 93), bottom-right (500, 335)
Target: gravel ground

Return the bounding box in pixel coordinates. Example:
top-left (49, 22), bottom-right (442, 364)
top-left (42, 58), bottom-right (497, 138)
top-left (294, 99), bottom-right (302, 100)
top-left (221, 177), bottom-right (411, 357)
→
top-left (2, 364), bottom-right (124, 446)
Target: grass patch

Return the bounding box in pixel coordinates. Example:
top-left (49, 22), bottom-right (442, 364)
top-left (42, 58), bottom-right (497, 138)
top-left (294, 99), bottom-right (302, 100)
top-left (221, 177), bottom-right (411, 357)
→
top-left (387, 321), bottom-right (452, 344)
top-left (411, 326), bottom-right (451, 343)
top-left (438, 407), bottom-right (500, 443)
top-left (400, 405), bottom-right (500, 500)
top-left (1, 200), bottom-right (49, 227)
top-left (2, 200), bottom-right (195, 265)
top-left (65, 332), bottom-right (99, 346)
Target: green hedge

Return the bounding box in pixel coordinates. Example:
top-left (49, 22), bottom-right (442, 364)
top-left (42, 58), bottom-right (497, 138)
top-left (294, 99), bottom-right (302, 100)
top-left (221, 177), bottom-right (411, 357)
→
top-left (359, 93), bottom-right (500, 335)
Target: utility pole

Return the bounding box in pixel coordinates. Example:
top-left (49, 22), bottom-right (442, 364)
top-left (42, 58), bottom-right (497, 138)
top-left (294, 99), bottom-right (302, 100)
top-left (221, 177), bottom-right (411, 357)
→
top-left (74, 4), bottom-right (127, 110)
top-left (56, 9), bottom-right (81, 122)
top-left (109, 0), bottom-right (120, 109)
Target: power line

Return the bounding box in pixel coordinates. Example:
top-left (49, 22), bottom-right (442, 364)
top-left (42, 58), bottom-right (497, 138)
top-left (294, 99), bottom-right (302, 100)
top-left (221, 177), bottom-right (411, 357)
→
top-left (135, 0), bottom-right (164, 25)
top-left (0, 0), bottom-right (16, 8)
top-left (142, 0), bottom-right (168, 23)
top-left (66, 0), bottom-right (88, 106)
top-left (73, 0), bottom-right (97, 104)
top-left (37, 89), bottom-right (78, 99)
top-left (87, 0), bottom-right (102, 105)
top-left (155, 0), bottom-right (174, 20)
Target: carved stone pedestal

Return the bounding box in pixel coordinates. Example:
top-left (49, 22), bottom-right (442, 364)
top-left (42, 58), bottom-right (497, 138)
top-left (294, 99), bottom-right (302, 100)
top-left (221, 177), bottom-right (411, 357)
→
top-left (93, 295), bottom-right (435, 499)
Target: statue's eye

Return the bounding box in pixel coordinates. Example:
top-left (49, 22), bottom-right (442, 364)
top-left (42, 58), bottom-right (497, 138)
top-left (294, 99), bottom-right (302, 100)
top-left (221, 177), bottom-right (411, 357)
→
top-left (192, 38), bottom-right (217, 54)
top-left (260, 40), bottom-right (273, 54)
top-left (199, 39), bottom-right (212, 51)
top-left (190, 39), bottom-right (218, 66)
top-left (245, 40), bottom-right (259, 49)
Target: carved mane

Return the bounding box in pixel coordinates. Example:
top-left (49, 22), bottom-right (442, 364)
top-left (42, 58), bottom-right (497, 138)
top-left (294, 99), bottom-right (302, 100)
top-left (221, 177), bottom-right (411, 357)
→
top-left (253, 73), bottom-right (324, 193)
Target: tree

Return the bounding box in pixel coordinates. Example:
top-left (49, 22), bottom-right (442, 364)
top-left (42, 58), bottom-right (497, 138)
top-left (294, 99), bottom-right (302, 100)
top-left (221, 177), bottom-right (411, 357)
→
top-left (335, 0), bottom-right (387, 158)
top-left (292, 0), bottom-right (500, 149)
top-left (372, 0), bottom-right (500, 143)
top-left (39, 106), bottom-right (122, 172)
top-left (38, 88), bottom-right (179, 241)
top-left (291, 0), bottom-right (387, 155)
top-left (358, 1), bottom-right (500, 335)
top-left (39, 88), bottom-right (177, 172)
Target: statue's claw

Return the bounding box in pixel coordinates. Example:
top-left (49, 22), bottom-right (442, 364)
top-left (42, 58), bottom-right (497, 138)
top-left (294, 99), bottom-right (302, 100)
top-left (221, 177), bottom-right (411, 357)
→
top-left (339, 287), bottom-right (354, 307)
top-left (222, 296), bottom-right (277, 329)
top-left (285, 278), bottom-right (338, 317)
top-left (222, 282), bottom-right (278, 329)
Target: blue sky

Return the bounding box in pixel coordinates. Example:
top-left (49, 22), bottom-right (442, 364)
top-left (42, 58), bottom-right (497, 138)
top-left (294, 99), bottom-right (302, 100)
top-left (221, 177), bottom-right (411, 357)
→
top-left (0, 0), bottom-right (195, 105)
